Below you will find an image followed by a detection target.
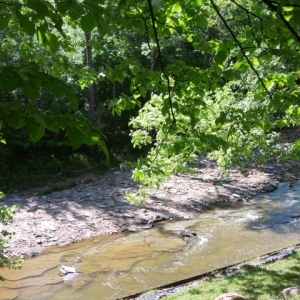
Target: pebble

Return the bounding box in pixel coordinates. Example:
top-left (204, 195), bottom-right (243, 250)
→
top-left (124, 213), bottom-right (135, 218)
top-left (97, 204), bottom-right (107, 208)
top-left (60, 265), bottom-right (77, 275)
top-left (231, 193), bottom-right (241, 199)
top-left (47, 225), bottom-right (57, 231)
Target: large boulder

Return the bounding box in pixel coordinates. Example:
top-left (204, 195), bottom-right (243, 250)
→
top-left (215, 292), bottom-right (246, 300)
top-left (282, 287), bottom-right (300, 299)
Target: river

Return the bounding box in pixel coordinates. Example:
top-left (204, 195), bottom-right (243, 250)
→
top-left (1, 182), bottom-right (300, 299)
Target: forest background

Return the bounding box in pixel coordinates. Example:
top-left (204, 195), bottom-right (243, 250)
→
top-left (0, 0), bottom-right (299, 271)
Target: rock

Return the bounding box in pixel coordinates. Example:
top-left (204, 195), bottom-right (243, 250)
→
top-left (63, 272), bottom-right (79, 282)
top-left (141, 218), bottom-right (149, 224)
top-left (97, 204), bottom-right (107, 208)
top-left (60, 265), bottom-right (77, 275)
top-left (77, 224), bottom-right (87, 229)
top-left (282, 286), bottom-right (300, 300)
top-left (124, 213), bottom-right (135, 218)
top-left (263, 165), bottom-right (275, 169)
top-left (36, 239), bottom-right (42, 244)
top-left (231, 194), bottom-right (242, 199)
top-left (269, 181), bottom-right (278, 187)
top-left (47, 225), bottom-right (57, 231)
top-left (215, 292), bottom-right (246, 300)
top-left (179, 229), bottom-right (197, 237)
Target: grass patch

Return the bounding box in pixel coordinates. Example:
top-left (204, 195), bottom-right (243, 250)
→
top-left (164, 251), bottom-right (300, 300)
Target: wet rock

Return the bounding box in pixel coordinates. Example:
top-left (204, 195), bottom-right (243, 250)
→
top-left (63, 272), bottom-right (79, 282)
top-left (128, 226), bottom-right (138, 232)
top-left (215, 292), bottom-right (246, 300)
top-left (179, 229), bottom-right (197, 238)
top-left (184, 237), bottom-right (191, 243)
top-left (282, 286), bottom-right (300, 300)
top-left (153, 215), bottom-right (168, 223)
top-left (269, 181), bottom-right (278, 188)
top-left (141, 224), bottom-right (153, 229)
top-left (231, 194), bottom-right (242, 200)
top-left (141, 218), bottom-right (150, 224)
top-left (60, 265), bottom-right (77, 275)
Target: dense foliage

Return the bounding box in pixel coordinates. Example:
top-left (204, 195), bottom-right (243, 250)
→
top-left (0, 0), bottom-right (299, 183)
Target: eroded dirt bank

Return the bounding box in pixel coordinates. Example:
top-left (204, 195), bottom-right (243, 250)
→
top-left (2, 151), bottom-right (299, 258)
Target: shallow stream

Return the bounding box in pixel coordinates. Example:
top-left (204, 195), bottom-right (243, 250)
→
top-left (1, 182), bottom-right (300, 299)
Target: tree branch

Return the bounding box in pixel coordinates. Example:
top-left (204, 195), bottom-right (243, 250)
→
top-left (210, 0), bottom-right (273, 101)
top-left (261, 0), bottom-right (300, 44)
top-left (147, 0), bottom-right (176, 124)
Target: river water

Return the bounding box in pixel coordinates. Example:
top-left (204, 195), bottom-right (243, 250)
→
top-left (1, 182), bottom-right (300, 300)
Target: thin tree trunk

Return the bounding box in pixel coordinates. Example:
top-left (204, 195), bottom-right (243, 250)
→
top-left (146, 46), bottom-right (155, 100)
top-left (85, 33), bottom-right (95, 116)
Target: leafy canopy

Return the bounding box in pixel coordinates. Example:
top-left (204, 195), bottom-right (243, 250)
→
top-left (0, 0), bottom-right (299, 188)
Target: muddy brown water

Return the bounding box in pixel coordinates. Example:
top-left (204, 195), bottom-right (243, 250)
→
top-left (1, 182), bottom-right (300, 300)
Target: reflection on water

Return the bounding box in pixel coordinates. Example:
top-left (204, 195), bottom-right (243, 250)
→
top-left (1, 182), bottom-right (300, 300)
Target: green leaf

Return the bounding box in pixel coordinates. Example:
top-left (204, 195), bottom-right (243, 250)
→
top-left (67, 126), bottom-right (85, 149)
top-left (0, 13), bottom-right (10, 31)
top-left (43, 78), bottom-right (64, 97)
top-left (191, 0), bottom-right (202, 6)
top-left (276, 119), bottom-right (288, 129)
top-left (23, 19), bottom-right (35, 36)
top-left (7, 110), bottom-right (25, 129)
top-left (214, 50), bottom-right (227, 65)
top-left (57, 2), bottom-right (69, 14)
top-left (99, 139), bottom-right (109, 163)
top-left (80, 12), bottom-right (96, 33)
top-left (25, 118), bottom-right (45, 142)
top-left (195, 17), bottom-right (208, 29)
top-left (44, 115), bottom-right (60, 133)
top-left (27, 0), bottom-right (49, 17)
top-left (171, 3), bottom-right (182, 13)
top-left (21, 81), bottom-right (40, 102)
top-left (65, 89), bottom-right (79, 110)
top-left (215, 111), bottom-right (227, 125)
top-left (0, 103), bottom-right (10, 121)
top-left (234, 61), bottom-right (249, 73)
top-left (0, 75), bottom-right (20, 91)
top-left (44, 33), bottom-right (59, 53)
top-left (84, 133), bottom-right (99, 146)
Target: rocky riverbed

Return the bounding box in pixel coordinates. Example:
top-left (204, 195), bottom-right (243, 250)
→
top-left (1, 128), bottom-right (300, 257)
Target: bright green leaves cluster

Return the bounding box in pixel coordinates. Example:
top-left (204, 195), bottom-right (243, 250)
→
top-left (124, 0), bottom-right (300, 191)
top-left (0, 202), bottom-right (23, 277)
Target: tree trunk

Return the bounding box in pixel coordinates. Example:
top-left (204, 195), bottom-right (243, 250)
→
top-left (85, 33), bottom-right (96, 116)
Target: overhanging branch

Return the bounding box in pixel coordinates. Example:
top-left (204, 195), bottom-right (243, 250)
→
top-left (210, 0), bottom-right (273, 101)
